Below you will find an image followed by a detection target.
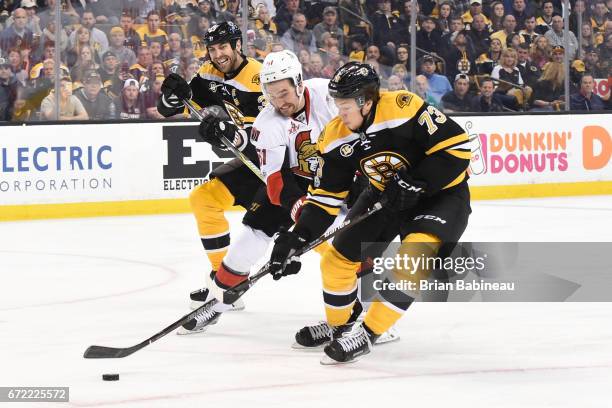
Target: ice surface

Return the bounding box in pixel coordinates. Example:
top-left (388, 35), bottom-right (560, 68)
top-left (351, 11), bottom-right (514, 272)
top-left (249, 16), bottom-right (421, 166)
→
top-left (1, 196), bottom-right (611, 407)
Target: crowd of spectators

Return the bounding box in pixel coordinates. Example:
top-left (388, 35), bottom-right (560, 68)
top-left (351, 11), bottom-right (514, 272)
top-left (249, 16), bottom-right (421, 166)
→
top-left (0, 0), bottom-right (610, 122)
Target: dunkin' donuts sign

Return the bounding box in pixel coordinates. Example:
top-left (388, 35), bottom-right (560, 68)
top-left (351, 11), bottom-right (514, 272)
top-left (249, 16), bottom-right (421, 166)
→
top-left (457, 116), bottom-right (611, 186)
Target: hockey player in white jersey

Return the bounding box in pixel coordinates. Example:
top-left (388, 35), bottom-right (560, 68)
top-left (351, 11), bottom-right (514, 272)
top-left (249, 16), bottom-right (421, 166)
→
top-left (178, 50), bottom-right (337, 335)
top-left (250, 50), bottom-right (337, 224)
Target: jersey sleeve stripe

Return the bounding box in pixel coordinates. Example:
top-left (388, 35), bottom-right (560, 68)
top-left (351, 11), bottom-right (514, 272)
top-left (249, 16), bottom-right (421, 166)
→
top-left (199, 72), bottom-right (224, 82)
top-left (425, 133), bottom-right (469, 155)
top-left (317, 118), bottom-right (356, 154)
top-left (445, 149), bottom-right (472, 160)
top-left (443, 171), bottom-right (467, 190)
top-left (367, 118), bottom-right (411, 133)
top-left (306, 194), bottom-right (345, 208)
top-left (224, 78), bottom-right (254, 93)
top-left (307, 187), bottom-right (349, 199)
top-left (319, 133), bottom-right (359, 155)
top-left (266, 171), bottom-right (284, 205)
top-left (449, 140), bottom-right (473, 150)
top-left (308, 191), bottom-right (347, 202)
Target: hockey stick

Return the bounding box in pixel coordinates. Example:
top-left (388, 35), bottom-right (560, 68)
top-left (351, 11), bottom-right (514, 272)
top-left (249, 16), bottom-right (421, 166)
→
top-left (83, 202), bottom-right (382, 359)
top-left (182, 98), bottom-right (266, 182)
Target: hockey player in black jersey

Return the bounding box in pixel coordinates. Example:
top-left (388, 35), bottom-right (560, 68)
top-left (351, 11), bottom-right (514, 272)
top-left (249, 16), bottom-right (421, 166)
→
top-left (268, 62), bottom-right (472, 364)
top-left (157, 22), bottom-right (290, 314)
top-left (176, 51), bottom-right (398, 343)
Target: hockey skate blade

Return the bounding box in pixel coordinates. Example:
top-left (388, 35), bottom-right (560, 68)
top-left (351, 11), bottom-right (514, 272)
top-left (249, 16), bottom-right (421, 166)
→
top-left (320, 355), bottom-right (358, 365)
top-left (374, 328), bottom-right (400, 346)
top-left (189, 299), bottom-right (245, 311)
top-left (176, 326), bottom-right (210, 335)
top-left (291, 342), bottom-right (326, 351)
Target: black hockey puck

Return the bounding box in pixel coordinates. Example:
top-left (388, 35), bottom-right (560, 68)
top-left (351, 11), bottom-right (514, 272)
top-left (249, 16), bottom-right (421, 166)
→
top-left (102, 374), bottom-right (119, 381)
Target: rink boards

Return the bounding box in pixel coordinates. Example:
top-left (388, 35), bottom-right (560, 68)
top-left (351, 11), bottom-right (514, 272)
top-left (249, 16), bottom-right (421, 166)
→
top-left (1, 114), bottom-right (611, 220)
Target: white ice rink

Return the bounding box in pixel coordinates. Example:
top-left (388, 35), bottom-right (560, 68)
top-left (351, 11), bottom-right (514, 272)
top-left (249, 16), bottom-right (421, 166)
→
top-left (1, 195), bottom-right (611, 408)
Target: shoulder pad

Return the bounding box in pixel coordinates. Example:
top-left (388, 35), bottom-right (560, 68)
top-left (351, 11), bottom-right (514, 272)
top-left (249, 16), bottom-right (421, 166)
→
top-left (370, 91), bottom-right (424, 130)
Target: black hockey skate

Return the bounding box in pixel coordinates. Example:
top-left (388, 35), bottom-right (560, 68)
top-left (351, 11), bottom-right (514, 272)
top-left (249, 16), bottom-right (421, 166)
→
top-left (321, 322), bottom-right (379, 365)
top-left (189, 271), bottom-right (245, 311)
top-left (293, 301), bottom-right (363, 349)
top-left (189, 287), bottom-right (211, 303)
top-left (294, 298), bottom-right (399, 350)
top-left (293, 321), bottom-right (353, 350)
top-left (177, 301), bottom-right (222, 335)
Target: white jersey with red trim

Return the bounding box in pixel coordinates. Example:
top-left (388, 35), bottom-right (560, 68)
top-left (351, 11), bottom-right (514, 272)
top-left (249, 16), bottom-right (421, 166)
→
top-left (250, 78), bottom-right (337, 182)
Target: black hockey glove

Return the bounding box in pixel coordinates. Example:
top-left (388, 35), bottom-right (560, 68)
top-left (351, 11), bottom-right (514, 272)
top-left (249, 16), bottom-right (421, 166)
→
top-left (198, 115), bottom-right (237, 150)
top-left (380, 169), bottom-right (427, 213)
top-left (269, 227), bottom-right (307, 280)
top-left (160, 73), bottom-right (192, 108)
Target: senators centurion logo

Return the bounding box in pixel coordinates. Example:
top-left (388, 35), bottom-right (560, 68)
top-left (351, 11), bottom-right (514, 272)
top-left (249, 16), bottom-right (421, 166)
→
top-left (360, 151), bottom-right (410, 190)
top-left (294, 131), bottom-right (318, 177)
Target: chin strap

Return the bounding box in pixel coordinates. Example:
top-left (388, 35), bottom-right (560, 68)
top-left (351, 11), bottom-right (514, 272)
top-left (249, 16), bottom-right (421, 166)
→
top-left (356, 99), bottom-right (376, 132)
top-left (359, 106), bottom-right (369, 120)
top-left (295, 83), bottom-right (305, 100)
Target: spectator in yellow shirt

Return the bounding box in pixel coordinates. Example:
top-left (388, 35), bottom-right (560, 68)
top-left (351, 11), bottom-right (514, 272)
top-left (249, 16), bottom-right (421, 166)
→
top-left (461, 0), bottom-right (491, 29)
top-left (491, 14), bottom-right (523, 49)
top-left (136, 10), bottom-right (168, 48)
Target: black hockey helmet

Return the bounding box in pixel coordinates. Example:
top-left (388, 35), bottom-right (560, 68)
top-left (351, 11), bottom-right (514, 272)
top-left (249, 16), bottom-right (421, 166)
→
top-left (328, 62), bottom-right (380, 106)
top-left (203, 21), bottom-right (242, 48)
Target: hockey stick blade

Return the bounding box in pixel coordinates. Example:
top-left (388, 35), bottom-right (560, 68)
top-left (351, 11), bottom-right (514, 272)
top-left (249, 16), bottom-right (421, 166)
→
top-left (83, 299), bottom-right (215, 359)
top-left (84, 345), bottom-right (140, 359)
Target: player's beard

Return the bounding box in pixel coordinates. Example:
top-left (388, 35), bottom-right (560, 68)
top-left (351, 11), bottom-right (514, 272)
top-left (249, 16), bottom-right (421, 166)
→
top-left (212, 51), bottom-right (238, 74)
top-left (276, 102), bottom-right (297, 117)
top-left (275, 92), bottom-right (303, 118)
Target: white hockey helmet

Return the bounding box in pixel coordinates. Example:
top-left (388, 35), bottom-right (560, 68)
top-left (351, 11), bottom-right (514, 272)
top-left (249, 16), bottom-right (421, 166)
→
top-left (260, 50), bottom-right (303, 89)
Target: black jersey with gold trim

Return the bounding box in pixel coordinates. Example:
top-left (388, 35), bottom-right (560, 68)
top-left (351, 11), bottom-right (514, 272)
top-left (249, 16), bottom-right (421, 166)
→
top-left (157, 57), bottom-right (265, 124)
top-left (296, 90), bottom-right (471, 239)
top-left (190, 57), bottom-right (265, 129)
top-left (158, 57), bottom-right (265, 162)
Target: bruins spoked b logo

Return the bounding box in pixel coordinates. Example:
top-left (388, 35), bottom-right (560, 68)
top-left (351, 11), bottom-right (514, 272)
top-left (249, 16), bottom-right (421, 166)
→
top-left (360, 151), bottom-right (410, 189)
